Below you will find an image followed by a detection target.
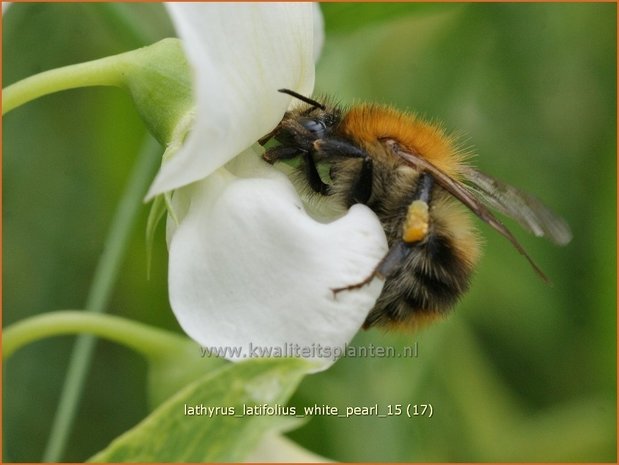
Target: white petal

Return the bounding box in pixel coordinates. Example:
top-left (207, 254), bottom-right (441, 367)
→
top-left (168, 168), bottom-right (387, 370)
top-left (148, 3), bottom-right (317, 197)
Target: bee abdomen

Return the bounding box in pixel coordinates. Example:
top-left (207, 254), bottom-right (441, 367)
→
top-left (364, 233), bottom-right (473, 329)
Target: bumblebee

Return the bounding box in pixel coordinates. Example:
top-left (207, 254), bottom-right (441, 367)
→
top-left (260, 89), bottom-right (572, 330)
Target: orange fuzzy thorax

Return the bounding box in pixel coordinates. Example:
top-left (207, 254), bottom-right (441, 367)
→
top-left (339, 104), bottom-right (466, 178)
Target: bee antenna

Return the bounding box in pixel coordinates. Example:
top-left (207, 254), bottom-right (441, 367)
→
top-left (278, 88), bottom-right (326, 111)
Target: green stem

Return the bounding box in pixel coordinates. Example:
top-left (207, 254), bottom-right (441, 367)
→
top-left (2, 54), bottom-right (128, 114)
top-left (3, 311), bottom-right (188, 362)
top-left (42, 135), bottom-right (162, 462)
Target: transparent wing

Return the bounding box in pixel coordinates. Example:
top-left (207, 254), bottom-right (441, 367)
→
top-left (382, 138), bottom-right (572, 282)
top-left (461, 167), bottom-right (572, 246)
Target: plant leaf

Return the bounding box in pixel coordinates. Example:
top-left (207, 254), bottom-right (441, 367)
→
top-left (89, 358), bottom-right (311, 462)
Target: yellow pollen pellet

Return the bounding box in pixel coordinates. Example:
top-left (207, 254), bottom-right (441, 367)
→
top-left (403, 200), bottom-right (430, 243)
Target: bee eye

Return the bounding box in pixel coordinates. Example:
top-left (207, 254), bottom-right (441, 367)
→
top-left (299, 117), bottom-right (327, 137)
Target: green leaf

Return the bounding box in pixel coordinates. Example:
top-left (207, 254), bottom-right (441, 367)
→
top-left (89, 358), bottom-right (311, 462)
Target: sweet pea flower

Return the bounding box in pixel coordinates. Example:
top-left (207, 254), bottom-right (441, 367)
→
top-left (151, 3), bottom-right (388, 370)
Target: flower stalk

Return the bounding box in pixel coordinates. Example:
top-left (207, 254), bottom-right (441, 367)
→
top-left (2, 56), bottom-right (124, 114)
top-left (3, 31), bottom-right (194, 464)
top-left (3, 38), bottom-right (193, 145)
top-left (3, 311), bottom-right (188, 362)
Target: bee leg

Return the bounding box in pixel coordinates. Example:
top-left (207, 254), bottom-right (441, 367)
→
top-left (262, 145), bottom-right (301, 164)
top-left (258, 128), bottom-right (277, 146)
top-left (313, 137), bottom-right (367, 159)
top-left (312, 137), bottom-right (373, 203)
top-left (348, 156), bottom-right (374, 206)
top-left (402, 173), bottom-right (433, 243)
top-left (264, 144), bottom-right (329, 194)
top-left (303, 150), bottom-right (330, 195)
top-left (332, 241), bottom-right (413, 295)
top-left (332, 173), bottom-right (435, 296)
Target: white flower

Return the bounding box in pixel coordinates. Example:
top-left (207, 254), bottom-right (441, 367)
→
top-left (153, 3), bottom-right (387, 370)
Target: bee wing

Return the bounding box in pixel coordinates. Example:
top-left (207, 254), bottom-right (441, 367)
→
top-left (382, 138), bottom-right (551, 282)
top-left (460, 167), bottom-right (572, 246)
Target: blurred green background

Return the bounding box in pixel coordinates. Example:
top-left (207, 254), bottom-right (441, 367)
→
top-left (3, 3), bottom-right (616, 462)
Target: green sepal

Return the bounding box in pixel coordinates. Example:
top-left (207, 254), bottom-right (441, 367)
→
top-left (119, 38), bottom-right (194, 146)
top-left (3, 38), bottom-right (194, 148)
